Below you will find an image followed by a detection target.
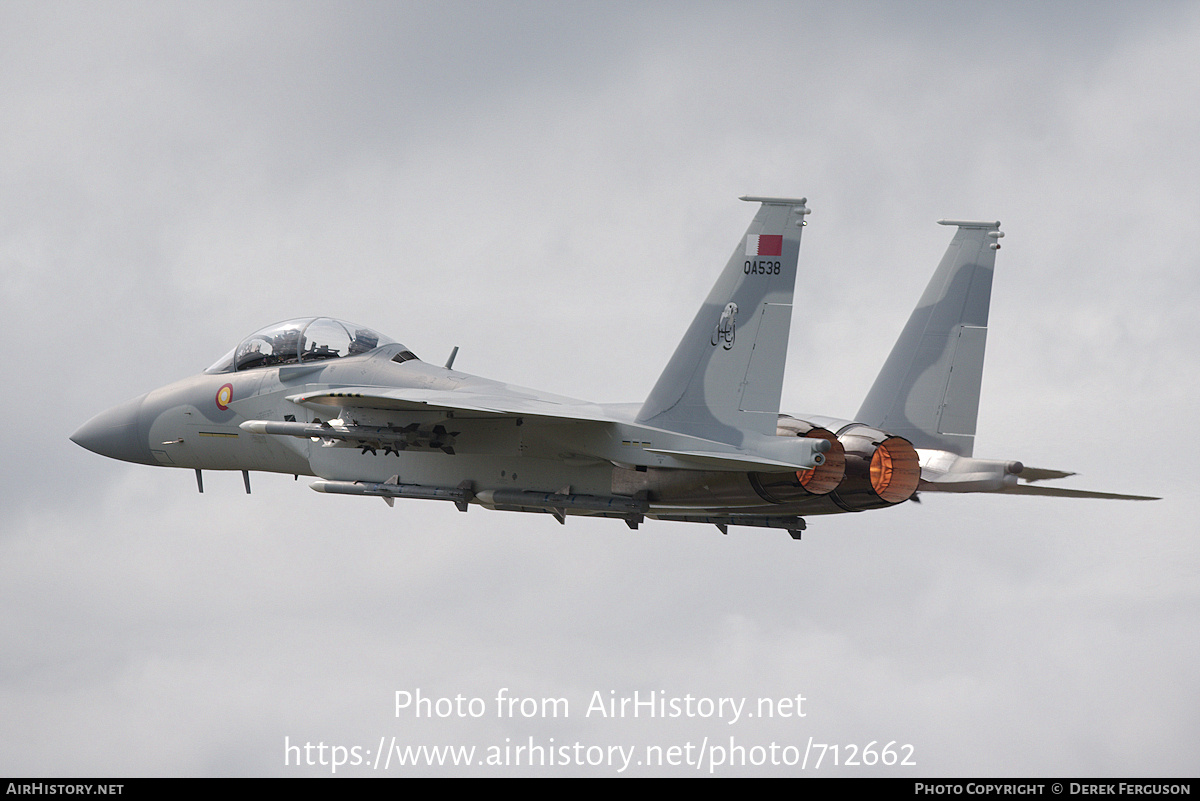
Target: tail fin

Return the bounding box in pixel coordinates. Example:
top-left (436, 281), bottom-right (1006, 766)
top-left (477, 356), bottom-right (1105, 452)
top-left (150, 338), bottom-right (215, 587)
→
top-left (637, 196), bottom-right (810, 445)
top-left (855, 219), bottom-right (1003, 457)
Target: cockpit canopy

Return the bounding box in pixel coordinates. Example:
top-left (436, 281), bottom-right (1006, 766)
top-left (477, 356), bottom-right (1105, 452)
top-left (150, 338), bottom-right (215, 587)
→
top-left (205, 317), bottom-right (401, 374)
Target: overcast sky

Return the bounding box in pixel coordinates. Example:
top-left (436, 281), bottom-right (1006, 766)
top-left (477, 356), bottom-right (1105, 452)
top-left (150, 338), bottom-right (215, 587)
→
top-left (2, 1), bottom-right (1197, 777)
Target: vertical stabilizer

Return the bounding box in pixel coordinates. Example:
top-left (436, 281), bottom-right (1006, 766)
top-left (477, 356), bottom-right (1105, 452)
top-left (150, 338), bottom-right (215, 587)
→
top-left (855, 219), bottom-right (1002, 457)
top-left (637, 197), bottom-right (810, 445)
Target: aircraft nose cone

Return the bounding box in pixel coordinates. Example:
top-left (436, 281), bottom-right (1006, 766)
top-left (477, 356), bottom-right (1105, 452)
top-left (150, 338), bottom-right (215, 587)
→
top-left (71, 394), bottom-right (154, 465)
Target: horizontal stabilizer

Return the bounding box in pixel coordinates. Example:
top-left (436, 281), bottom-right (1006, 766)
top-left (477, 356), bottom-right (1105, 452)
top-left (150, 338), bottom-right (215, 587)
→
top-left (916, 452), bottom-right (1156, 499)
top-left (1001, 484), bottom-right (1160, 501)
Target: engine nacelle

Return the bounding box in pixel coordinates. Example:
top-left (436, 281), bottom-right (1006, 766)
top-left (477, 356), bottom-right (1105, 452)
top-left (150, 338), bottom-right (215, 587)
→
top-left (611, 416), bottom-right (918, 513)
top-left (610, 417), bottom-right (847, 507)
top-left (827, 423), bottom-right (921, 511)
top-left (748, 416), bottom-right (847, 501)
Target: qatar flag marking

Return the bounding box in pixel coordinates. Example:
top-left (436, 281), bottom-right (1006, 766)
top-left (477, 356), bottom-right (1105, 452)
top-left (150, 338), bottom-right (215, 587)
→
top-left (745, 234), bottom-right (783, 257)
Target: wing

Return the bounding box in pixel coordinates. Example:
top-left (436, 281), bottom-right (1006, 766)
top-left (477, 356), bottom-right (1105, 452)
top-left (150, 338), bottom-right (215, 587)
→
top-left (286, 386), bottom-right (617, 423)
top-left (238, 385), bottom-right (615, 459)
top-left (242, 386), bottom-right (827, 472)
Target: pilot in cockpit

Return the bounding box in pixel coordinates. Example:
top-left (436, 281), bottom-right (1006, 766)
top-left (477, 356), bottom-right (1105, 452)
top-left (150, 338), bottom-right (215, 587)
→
top-left (206, 317), bottom-right (401, 374)
top-left (348, 330), bottom-right (379, 355)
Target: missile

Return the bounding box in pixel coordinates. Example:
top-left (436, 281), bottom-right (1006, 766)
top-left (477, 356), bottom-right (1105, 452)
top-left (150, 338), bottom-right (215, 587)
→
top-left (310, 478), bottom-right (473, 511)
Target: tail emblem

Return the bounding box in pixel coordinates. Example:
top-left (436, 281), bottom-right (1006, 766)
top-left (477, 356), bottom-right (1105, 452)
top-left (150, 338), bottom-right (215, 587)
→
top-left (711, 302), bottom-right (738, 349)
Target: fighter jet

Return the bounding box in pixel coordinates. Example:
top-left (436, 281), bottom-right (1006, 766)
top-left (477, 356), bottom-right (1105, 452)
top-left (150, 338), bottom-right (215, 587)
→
top-left (71, 196), bottom-right (1155, 538)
